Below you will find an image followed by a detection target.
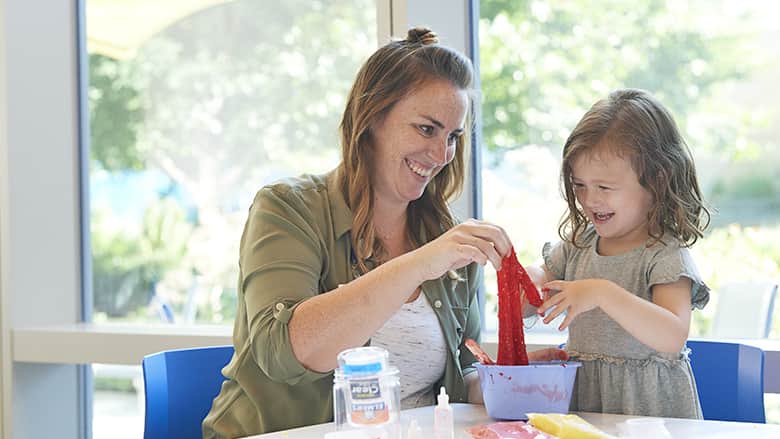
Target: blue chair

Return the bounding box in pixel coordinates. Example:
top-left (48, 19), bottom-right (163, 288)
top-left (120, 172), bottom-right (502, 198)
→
top-left (687, 340), bottom-right (765, 423)
top-left (142, 345), bottom-right (234, 439)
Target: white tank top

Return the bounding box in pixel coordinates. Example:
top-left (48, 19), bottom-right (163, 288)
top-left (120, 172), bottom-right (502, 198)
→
top-left (370, 292), bottom-right (448, 408)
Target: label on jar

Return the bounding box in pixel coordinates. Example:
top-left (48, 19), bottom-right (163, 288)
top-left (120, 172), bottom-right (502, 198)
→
top-left (347, 376), bottom-right (390, 425)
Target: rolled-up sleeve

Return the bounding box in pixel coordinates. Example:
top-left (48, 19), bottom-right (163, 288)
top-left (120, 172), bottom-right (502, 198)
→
top-left (240, 186), bottom-right (331, 385)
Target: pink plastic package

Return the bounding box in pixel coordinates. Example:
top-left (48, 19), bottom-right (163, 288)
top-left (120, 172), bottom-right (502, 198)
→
top-left (467, 421), bottom-right (555, 439)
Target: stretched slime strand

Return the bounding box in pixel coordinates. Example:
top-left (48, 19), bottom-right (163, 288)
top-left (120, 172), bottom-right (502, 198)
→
top-left (497, 247), bottom-right (541, 365)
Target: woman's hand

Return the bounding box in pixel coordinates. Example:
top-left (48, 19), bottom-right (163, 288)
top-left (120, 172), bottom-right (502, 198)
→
top-left (527, 347), bottom-right (569, 362)
top-left (537, 279), bottom-right (614, 330)
top-left (412, 219), bottom-right (512, 281)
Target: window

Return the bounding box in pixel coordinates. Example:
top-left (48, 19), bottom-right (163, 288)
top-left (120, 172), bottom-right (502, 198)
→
top-left (84, 1), bottom-right (376, 436)
top-left (478, 0), bottom-right (780, 342)
top-left (86, 0), bottom-right (377, 326)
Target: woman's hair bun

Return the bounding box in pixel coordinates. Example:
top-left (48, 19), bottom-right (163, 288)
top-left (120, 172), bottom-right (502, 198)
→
top-left (406, 27), bottom-right (438, 45)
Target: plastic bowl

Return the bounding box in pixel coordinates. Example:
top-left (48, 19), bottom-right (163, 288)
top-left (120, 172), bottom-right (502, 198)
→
top-left (475, 361), bottom-right (581, 420)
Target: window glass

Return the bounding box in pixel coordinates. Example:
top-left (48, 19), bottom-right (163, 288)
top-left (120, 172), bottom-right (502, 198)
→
top-left (85, 2), bottom-right (376, 436)
top-left (92, 364), bottom-right (143, 438)
top-left (86, 0), bottom-right (377, 327)
top-left (478, 0), bottom-right (780, 343)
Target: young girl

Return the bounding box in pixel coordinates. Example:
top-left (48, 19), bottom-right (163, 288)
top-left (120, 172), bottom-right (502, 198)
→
top-left (533, 88), bottom-right (711, 419)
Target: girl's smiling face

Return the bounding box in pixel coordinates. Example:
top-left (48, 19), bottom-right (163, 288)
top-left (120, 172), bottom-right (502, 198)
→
top-left (369, 79), bottom-right (468, 209)
top-left (571, 144), bottom-right (654, 253)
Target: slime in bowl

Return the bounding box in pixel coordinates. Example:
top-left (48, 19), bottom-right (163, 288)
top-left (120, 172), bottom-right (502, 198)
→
top-left (475, 361), bottom-right (581, 420)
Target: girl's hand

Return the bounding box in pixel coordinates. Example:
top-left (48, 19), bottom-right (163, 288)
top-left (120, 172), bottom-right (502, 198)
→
top-left (413, 219), bottom-right (512, 281)
top-left (537, 279), bottom-right (613, 330)
top-left (524, 264), bottom-right (548, 291)
top-left (521, 264), bottom-right (550, 316)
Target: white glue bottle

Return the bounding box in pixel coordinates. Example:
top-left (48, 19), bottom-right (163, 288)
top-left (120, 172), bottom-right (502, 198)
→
top-left (434, 386), bottom-right (454, 439)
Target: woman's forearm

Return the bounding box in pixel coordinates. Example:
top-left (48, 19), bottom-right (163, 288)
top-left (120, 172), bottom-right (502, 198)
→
top-left (288, 250), bottom-right (427, 372)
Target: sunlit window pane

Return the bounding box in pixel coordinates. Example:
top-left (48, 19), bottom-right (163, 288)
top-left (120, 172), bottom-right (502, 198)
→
top-left (92, 364), bottom-right (143, 439)
top-left (85, 2), bottom-right (376, 436)
top-left (86, 0), bottom-right (376, 327)
top-left (479, 0), bottom-right (780, 345)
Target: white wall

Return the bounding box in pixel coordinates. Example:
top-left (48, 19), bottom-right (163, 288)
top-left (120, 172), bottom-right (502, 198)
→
top-left (1, 0), bottom-right (11, 434)
top-left (0, 0), bottom-right (86, 438)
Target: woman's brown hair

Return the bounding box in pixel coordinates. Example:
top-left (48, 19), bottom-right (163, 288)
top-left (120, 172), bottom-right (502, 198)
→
top-left (338, 27), bottom-right (475, 272)
top-left (559, 88), bottom-right (711, 247)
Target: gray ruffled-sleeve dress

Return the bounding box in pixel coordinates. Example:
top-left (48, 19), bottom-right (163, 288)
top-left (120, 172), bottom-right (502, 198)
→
top-left (543, 227), bottom-right (710, 419)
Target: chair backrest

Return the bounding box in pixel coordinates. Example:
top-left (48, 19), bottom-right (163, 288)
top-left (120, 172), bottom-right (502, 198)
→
top-left (687, 340), bottom-right (765, 423)
top-left (711, 281), bottom-right (777, 338)
top-left (142, 345), bottom-right (234, 439)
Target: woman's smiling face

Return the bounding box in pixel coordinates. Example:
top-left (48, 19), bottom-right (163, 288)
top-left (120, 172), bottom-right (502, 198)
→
top-left (369, 79), bottom-right (468, 208)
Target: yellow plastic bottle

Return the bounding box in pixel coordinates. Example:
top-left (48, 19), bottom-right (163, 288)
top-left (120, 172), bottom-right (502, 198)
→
top-left (527, 413), bottom-right (610, 439)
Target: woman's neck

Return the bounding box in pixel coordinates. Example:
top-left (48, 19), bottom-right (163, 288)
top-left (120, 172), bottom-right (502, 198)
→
top-left (371, 200), bottom-right (420, 303)
top-left (372, 201), bottom-right (409, 259)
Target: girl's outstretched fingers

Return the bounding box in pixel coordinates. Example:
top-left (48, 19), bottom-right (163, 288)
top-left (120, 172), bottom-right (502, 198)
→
top-left (537, 290), bottom-right (549, 315)
top-left (557, 310), bottom-right (575, 331)
top-left (540, 293), bottom-right (568, 324)
top-left (542, 280), bottom-right (567, 293)
top-left (538, 280), bottom-right (567, 320)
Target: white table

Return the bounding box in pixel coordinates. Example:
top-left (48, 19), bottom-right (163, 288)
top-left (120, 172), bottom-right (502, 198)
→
top-left (247, 403), bottom-right (780, 438)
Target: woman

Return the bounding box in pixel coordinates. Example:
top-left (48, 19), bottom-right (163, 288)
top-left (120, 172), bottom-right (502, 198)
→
top-left (203, 27), bottom-right (564, 438)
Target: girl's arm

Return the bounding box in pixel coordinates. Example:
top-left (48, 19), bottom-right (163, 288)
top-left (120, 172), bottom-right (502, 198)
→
top-left (538, 277), bottom-right (692, 353)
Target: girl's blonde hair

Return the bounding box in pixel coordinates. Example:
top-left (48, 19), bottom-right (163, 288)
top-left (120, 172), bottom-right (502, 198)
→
top-left (338, 27), bottom-right (474, 272)
top-left (559, 88), bottom-right (711, 247)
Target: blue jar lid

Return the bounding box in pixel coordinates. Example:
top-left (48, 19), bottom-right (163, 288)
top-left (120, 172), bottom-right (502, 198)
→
top-left (341, 361), bottom-right (383, 375)
top-left (337, 346), bottom-right (389, 375)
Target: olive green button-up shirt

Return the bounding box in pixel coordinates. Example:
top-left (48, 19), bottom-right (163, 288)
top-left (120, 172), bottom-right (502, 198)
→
top-left (202, 170), bottom-right (482, 438)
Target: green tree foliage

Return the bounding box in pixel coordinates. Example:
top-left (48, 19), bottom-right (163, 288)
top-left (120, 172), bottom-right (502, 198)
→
top-left (478, 1), bottom-right (780, 339)
top-left (92, 198), bottom-right (192, 318)
top-left (88, 0), bottom-right (375, 322)
top-left (479, 0), bottom-right (745, 163)
top-left (89, 54), bottom-right (145, 171)
top-left (90, 0), bottom-right (374, 195)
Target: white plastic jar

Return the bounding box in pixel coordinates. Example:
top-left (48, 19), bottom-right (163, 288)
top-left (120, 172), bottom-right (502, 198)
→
top-left (333, 346), bottom-right (401, 438)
